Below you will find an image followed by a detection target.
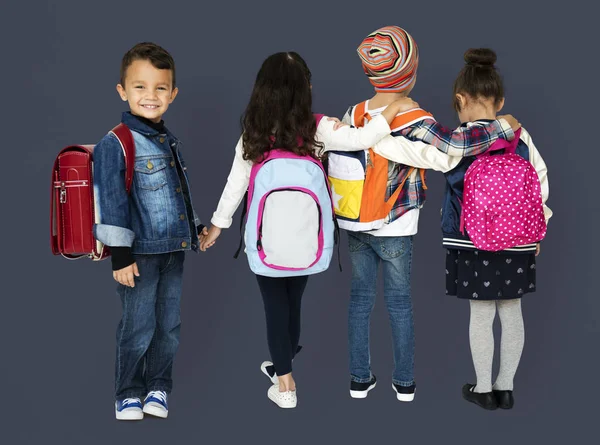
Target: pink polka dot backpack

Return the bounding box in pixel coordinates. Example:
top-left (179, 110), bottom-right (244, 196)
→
top-left (460, 129), bottom-right (547, 252)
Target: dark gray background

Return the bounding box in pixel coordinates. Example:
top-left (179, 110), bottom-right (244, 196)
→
top-left (2, 0), bottom-right (597, 444)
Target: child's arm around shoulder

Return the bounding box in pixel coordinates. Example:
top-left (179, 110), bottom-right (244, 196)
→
top-left (316, 98), bottom-right (418, 153)
top-left (401, 112), bottom-right (519, 157)
top-left (370, 135), bottom-right (461, 173)
top-left (520, 127), bottom-right (552, 224)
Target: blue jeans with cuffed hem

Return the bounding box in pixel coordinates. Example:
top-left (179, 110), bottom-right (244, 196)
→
top-left (114, 251), bottom-right (184, 401)
top-left (347, 232), bottom-right (415, 387)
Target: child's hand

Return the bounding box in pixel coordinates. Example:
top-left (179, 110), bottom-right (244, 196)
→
top-left (200, 226), bottom-right (222, 251)
top-left (327, 116), bottom-right (351, 131)
top-left (381, 97), bottom-right (419, 124)
top-left (327, 117), bottom-right (349, 131)
top-left (113, 263), bottom-right (140, 288)
top-left (391, 97), bottom-right (420, 113)
top-left (198, 226), bottom-right (209, 240)
top-left (498, 114), bottom-right (521, 131)
top-left (536, 243), bottom-right (541, 256)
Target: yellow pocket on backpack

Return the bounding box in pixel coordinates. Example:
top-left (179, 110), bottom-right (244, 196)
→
top-left (327, 152), bottom-right (366, 220)
top-left (328, 177), bottom-right (364, 219)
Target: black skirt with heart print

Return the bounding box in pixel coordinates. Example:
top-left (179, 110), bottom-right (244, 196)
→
top-left (445, 249), bottom-right (536, 300)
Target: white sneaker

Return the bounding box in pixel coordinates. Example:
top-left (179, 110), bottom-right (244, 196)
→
top-left (115, 398), bottom-right (144, 420)
top-left (261, 361), bottom-right (279, 385)
top-left (143, 390), bottom-right (168, 418)
top-left (267, 384), bottom-right (297, 408)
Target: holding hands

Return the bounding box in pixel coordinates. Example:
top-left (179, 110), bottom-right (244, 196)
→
top-left (200, 226), bottom-right (222, 251)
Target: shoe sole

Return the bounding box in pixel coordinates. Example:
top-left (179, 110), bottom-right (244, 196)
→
top-left (267, 390), bottom-right (297, 408)
top-left (260, 361), bottom-right (279, 385)
top-left (115, 409), bottom-right (144, 420)
top-left (464, 398), bottom-right (498, 410)
top-left (143, 404), bottom-right (168, 418)
top-left (392, 384), bottom-right (415, 402)
top-left (497, 400), bottom-right (514, 410)
top-left (350, 382), bottom-right (376, 399)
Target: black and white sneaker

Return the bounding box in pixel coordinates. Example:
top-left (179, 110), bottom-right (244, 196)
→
top-left (260, 346), bottom-right (303, 386)
top-left (392, 383), bottom-right (416, 402)
top-left (350, 375), bottom-right (377, 399)
top-left (260, 361), bottom-right (279, 385)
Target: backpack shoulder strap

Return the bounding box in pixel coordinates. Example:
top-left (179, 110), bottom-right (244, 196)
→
top-left (110, 123), bottom-right (136, 194)
top-left (478, 127), bottom-right (522, 158)
top-left (233, 190), bottom-right (249, 259)
top-left (353, 101), bottom-right (370, 128)
top-left (314, 113), bottom-right (325, 127)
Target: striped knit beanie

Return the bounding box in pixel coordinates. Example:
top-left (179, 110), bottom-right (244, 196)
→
top-left (357, 26), bottom-right (419, 93)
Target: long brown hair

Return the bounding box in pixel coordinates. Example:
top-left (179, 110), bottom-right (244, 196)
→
top-left (241, 52), bottom-right (323, 163)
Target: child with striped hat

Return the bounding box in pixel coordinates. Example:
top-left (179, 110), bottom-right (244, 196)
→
top-left (332, 26), bottom-right (521, 402)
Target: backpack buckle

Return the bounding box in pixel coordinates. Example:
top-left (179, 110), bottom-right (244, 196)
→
top-left (59, 183), bottom-right (67, 203)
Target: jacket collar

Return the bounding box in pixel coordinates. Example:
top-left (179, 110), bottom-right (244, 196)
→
top-left (121, 111), bottom-right (179, 143)
top-left (460, 118), bottom-right (495, 128)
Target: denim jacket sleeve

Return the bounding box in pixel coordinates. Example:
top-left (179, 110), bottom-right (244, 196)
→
top-left (92, 133), bottom-right (136, 247)
top-left (176, 148), bottom-right (202, 228)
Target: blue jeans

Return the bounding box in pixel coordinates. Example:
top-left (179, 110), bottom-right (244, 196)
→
top-left (114, 251), bottom-right (185, 400)
top-left (347, 232), bottom-right (415, 387)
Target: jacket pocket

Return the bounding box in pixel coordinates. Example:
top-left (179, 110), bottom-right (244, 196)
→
top-left (134, 158), bottom-right (168, 191)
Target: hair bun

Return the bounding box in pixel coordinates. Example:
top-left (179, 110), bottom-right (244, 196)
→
top-left (464, 48), bottom-right (497, 68)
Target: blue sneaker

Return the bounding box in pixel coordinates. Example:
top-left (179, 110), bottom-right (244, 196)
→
top-left (143, 391), bottom-right (168, 418)
top-left (115, 398), bottom-right (143, 420)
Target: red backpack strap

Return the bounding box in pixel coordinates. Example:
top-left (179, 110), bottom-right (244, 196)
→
top-left (50, 155), bottom-right (61, 255)
top-left (110, 123), bottom-right (136, 194)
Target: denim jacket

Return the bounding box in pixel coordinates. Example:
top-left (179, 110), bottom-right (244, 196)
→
top-left (93, 112), bottom-right (200, 254)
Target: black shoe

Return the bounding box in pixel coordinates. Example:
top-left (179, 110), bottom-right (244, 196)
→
top-left (462, 384), bottom-right (498, 410)
top-left (493, 390), bottom-right (514, 409)
top-left (392, 383), bottom-right (416, 402)
top-left (350, 375), bottom-right (377, 399)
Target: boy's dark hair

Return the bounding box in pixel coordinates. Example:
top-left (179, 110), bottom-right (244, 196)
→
top-left (453, 48), bottom-right (504, 112)
top-left (120, 42), bottom-right (176, 88)
top-left (241, 52), bottom-right (323, 163)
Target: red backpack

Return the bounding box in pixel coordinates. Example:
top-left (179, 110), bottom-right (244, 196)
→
top-left (50, 124), bottom-right (135, 260)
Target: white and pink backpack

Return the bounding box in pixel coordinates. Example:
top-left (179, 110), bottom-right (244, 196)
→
top-left (461, 129), bottom-right (547, 252)
top-left (234, 114), bottom-right (339, 277)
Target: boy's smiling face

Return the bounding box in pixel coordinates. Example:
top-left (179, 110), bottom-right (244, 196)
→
top-left (116, 59), bottom-right (178, 123)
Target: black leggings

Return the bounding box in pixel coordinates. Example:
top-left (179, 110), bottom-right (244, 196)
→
top-left (256, 275), bottom-right (309, 376)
